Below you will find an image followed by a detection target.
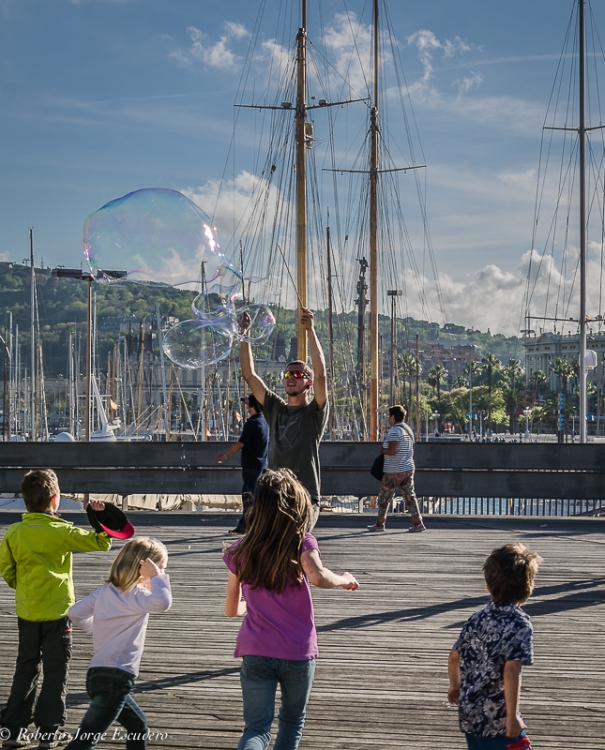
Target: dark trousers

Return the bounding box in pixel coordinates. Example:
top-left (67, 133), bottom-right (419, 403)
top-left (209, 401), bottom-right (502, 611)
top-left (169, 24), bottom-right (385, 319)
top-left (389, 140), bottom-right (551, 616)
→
top-left (0, 616), bottom-right (72, 738)
top-left (64, 667), bottom-right (148, 750)
top-left (234, 467), bottom-right (264, 533)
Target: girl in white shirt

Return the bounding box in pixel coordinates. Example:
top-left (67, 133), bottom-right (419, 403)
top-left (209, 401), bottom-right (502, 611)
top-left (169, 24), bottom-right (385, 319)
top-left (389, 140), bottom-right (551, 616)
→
top-left (65, 538), bottom-right (172, 750)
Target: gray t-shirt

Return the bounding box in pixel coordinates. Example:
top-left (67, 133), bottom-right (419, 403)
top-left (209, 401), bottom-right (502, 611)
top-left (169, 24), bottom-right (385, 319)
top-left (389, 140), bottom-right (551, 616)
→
top-left (262, 390), bottom-right (329, 501)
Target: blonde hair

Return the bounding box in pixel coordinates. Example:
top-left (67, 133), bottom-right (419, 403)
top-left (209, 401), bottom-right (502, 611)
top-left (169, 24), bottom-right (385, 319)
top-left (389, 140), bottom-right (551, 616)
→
top-left (107, 537), bottom-right (168, 592)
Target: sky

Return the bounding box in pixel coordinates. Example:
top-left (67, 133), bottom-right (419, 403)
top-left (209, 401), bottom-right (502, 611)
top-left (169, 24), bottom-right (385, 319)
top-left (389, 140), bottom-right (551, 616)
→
top-left (1, 0), bottom-right (605, 337)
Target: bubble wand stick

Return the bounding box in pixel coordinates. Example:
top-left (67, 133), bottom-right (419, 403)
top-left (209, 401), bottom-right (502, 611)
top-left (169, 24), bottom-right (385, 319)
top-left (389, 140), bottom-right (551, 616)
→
top-left (276, 243), bottom-right (305, 309)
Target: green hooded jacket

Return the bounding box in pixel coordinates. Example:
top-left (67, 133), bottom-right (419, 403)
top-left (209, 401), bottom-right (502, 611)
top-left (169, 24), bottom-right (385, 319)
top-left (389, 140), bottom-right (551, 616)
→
top-left (0, 512), bottom-right (112, 621)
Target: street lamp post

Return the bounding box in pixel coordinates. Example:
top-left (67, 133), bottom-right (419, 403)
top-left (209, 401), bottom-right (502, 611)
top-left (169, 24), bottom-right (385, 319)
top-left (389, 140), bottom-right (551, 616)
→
top-left (387, 290), bottom-right (402, 406)
top-left (583, 349), bottom-right (598, 440)
top-left (523, 407), bottom-right (532, 440)
top-left (52, 268), bottom-right (127, 442)
top-left (0, 334), bottom-right (11, 441)
top-left (53, 269), bottom-right (94, 440)
top-left (432, 412), bottom-right (440, 437)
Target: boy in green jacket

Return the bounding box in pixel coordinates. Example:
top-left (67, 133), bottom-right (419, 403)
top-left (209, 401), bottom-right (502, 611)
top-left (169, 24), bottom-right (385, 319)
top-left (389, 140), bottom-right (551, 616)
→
top-left (0, 470), bottom-right (112, 749)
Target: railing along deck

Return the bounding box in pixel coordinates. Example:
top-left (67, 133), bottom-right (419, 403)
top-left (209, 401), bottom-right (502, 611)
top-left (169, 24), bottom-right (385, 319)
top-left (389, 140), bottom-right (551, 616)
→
top-left (0, 442), bottom-right (604, 502)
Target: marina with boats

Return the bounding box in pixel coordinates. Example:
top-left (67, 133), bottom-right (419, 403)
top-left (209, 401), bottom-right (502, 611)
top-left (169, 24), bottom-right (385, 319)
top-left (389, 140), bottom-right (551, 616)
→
top-left (1, 1), bottom-right (605, 519)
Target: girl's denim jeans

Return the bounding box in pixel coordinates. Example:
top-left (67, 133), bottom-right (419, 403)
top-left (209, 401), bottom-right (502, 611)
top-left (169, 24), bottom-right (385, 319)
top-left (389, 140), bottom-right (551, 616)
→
top-left (238, 655), bottom-right (316, 750)
top-left (64, 667), bottom-right (148, 750)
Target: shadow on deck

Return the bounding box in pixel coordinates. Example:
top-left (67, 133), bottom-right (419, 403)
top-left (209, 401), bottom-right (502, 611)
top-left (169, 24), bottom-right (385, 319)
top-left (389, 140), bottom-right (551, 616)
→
top-left (0, 513), bottom-right (604, 749)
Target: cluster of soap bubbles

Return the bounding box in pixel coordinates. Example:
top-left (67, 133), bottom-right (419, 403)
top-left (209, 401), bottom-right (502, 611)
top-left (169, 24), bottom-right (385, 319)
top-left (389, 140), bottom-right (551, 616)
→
top-left (83, 188), bottom-right (275, 368)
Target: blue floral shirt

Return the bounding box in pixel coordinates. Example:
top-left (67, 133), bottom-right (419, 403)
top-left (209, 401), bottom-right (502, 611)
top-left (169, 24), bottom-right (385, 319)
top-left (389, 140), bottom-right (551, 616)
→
top-left (453, 600), bottom-right (534, 737)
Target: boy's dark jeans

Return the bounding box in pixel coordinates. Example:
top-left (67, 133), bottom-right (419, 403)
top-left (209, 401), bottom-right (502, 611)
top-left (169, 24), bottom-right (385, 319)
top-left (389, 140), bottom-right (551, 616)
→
top-left (64, 667), bottom-right (148, 750)
top-left (0, 616), bottom-right (72, 738)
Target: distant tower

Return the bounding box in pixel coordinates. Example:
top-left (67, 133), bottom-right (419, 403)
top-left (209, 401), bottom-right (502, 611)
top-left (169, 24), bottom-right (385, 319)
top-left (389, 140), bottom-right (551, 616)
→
top-left (275, 332), bottom-right (287, 361)
top-left (355, 258), bottom-right (369, 378)
top-left (288, 337), bottom-right (298, 363)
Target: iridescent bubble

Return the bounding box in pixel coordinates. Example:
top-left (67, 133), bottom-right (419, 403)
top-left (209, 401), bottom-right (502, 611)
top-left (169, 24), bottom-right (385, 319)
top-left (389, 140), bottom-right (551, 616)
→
top-left (192, 291), bottom-right (234, 324)
top-left (235, 304), bottom-right (276, 345)
top-left (162, 319), bottom-right (233, 369)
top-left (83, 188), bottom-right (242, 292)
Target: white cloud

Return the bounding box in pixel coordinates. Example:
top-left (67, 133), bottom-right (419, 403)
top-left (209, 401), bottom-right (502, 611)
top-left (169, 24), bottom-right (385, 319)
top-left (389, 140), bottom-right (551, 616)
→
top-left (180, 170), bottom-right (290, 258)
top-left (254, 39), bottom-right (293, 86)
top-left (406, 29), bottom-right (474, 95)
top-left (170, 23), bottom-right (250, 71)
top-left (454, 71), bottom-right (484, 95)
top-left (321, 12), bottom-right (373, 97)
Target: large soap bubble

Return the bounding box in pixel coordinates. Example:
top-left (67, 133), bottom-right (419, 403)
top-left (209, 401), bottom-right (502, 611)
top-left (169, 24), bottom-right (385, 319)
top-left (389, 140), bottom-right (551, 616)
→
top-left (162, 319), bottom-right (233, 369)
top-left (192, 291), bottom-right (237, 326)
top-left (83, 188), bottom-right (241, 293)
top-left (83, 186), bottom-right (276, 370)
top-left (235, 304), bottom-right (276, 345)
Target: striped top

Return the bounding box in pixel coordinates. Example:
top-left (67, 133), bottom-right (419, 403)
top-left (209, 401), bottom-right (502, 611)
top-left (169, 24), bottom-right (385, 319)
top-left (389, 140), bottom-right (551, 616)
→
top-left (383, 422), bottom-right (415, 474)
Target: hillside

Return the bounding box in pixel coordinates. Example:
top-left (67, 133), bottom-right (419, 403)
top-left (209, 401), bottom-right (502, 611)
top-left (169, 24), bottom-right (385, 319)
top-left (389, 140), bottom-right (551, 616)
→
top-left (0, 261), bottom-right (522, 376)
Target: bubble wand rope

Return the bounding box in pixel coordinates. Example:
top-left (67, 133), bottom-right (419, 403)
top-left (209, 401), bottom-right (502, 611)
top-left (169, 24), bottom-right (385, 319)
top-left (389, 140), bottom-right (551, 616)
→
top-left (276, 243), bottom-right (305, 309)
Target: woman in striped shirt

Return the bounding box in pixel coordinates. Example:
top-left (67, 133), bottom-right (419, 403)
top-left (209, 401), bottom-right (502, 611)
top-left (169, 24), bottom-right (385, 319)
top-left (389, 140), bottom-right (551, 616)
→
top-left (367, 405), bottom-right (427, 532)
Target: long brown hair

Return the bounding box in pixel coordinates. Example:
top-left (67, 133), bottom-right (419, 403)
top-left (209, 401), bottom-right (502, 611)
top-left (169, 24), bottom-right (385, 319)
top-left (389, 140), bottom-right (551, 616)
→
top-left (227, 469), bottom-right (311, 593)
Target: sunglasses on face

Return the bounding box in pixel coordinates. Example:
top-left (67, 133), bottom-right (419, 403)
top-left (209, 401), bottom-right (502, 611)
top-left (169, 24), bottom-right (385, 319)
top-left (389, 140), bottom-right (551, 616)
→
top-left (283, 370), bottom-right (308, 379)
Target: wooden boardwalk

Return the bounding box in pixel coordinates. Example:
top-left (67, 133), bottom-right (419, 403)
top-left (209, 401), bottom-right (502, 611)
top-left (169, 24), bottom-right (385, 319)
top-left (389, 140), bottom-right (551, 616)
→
top-left (0, 511), bottom-right (604, 749)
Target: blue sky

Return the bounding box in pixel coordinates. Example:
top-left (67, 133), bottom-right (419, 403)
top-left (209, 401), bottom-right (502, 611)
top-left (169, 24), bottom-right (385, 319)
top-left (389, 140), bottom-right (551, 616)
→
top-left (1, 0), bottom-right (604, 336)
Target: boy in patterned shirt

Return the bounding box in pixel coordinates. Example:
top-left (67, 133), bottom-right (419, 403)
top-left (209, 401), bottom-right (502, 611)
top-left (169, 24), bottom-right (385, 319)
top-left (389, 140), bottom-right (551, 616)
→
top-left (447, 543), bottom-right (542, 750)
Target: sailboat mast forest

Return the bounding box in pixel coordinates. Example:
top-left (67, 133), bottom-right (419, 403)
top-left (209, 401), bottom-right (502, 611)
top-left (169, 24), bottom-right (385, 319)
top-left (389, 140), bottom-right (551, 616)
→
top-left (524, 0), bottom-right (605, 444)
top-left (0, 0), bottom-right (448, 444)
top-left (222, 0), bottom-right (445, 440)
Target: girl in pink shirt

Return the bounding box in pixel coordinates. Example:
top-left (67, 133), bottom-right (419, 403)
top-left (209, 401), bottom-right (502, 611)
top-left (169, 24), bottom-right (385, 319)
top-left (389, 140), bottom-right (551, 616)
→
top-left (224, 469), bottom-right (358, 750)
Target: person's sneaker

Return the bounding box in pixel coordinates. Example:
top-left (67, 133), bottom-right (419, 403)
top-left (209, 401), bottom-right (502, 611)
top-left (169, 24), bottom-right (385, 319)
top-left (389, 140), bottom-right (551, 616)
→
top-left (408, 523), bottom-right (427, 532)
top-left (38, 730), bottom-right (72, 749)
top-left (228, 528), bottom-right (245, 536)
top-left (366, 523), bottom-right (386, 532)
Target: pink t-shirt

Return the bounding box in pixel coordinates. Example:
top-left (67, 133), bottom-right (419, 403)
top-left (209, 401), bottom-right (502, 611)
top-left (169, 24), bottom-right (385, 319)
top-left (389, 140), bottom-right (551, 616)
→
top-left (223, 533), bottom-right (319, 661)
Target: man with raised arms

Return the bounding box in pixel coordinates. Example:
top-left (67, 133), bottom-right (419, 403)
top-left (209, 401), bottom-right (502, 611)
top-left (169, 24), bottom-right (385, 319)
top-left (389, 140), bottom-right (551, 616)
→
top-left (239, 307), bottom-right (328, 529)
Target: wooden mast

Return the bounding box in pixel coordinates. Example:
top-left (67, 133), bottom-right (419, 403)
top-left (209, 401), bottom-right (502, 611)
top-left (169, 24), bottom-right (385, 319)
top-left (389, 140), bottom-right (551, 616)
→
top-left (579, 0), bottom-right (587, 442)
top-left (369, 0), bottom-right (379, 440)
top-left (29, 229), bottom-right (36, 440)
top-left (327, 221), bottom-right (336, 439)
top-left (295, 0), bottom-right (308, 361)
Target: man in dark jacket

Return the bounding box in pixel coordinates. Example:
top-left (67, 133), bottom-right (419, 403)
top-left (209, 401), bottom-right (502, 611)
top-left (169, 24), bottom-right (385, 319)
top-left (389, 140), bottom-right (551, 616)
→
top-left (216, 393), bottom-right (268, 535)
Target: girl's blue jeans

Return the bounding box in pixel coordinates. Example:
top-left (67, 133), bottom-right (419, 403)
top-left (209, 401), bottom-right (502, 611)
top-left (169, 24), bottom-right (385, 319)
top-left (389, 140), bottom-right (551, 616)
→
top-left (64, 667), bottom-right (148, 750)
top-left (465, 730), bottom-right (529, 749)
top-left (238, 655), bottom-right (316, 750)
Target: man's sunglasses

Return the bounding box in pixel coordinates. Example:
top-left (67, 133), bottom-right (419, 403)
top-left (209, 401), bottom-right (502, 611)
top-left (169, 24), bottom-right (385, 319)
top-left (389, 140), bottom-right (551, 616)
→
top-left (283, 370), bottom-right (309, 379)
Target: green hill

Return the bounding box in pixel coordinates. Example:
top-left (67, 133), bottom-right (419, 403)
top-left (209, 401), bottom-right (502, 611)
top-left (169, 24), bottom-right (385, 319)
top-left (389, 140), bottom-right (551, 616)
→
top-left (0, 261), bottom-right (522, 377)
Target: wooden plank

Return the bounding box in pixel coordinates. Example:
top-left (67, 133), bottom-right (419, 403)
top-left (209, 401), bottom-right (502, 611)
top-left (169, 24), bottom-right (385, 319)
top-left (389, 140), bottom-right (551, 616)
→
top-left (1, 513), bottom-right (603, 749)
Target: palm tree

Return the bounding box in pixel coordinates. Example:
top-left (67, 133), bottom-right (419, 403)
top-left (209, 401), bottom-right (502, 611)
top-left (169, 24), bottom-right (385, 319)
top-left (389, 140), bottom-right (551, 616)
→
top-left (398, 352), bottom-right (417, 412)
top-left (462, 360), bottom-right (481, 437)
top-left (529, 369), bottom-right (547, 403)
top-left (265, 372), bottom-right (281, 393)
top-left (481, 353), bottom-right (501, 430)
top-left (427, 364), bottom-right (449, 416)
top-left (503, 359), bottom-right (524, 433)
top-left (550, 357), bottom-right (573, 394)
